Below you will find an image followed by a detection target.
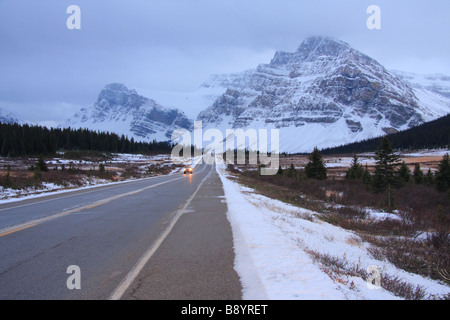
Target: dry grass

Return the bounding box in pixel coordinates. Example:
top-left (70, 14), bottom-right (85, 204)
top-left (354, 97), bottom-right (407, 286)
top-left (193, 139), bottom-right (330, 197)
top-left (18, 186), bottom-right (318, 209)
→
top-left (0, 154), bottom-right (182, 195)
top-left (306, 249), bottom-right (440, 300)
top-left (227, 160), bottom-right (450, 288)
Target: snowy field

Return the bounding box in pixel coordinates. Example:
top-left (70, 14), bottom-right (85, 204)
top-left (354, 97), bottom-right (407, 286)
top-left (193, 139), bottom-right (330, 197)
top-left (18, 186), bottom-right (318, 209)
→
top-left (216, 163), bottom-right (450, 300)
top-left (0, 153), bottom-right (179, 204)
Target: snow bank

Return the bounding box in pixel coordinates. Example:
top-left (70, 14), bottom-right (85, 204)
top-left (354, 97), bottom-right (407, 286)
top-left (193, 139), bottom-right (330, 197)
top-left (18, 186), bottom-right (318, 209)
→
top-left (216, 164), bottom-right (450, 300)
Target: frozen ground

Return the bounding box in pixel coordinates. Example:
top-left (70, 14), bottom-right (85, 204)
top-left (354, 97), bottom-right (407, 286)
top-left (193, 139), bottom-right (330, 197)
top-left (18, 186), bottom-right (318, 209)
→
top-left (216, 163), bottom-right (450, 300)
top-left (0, 153), bottom-right (179, 204)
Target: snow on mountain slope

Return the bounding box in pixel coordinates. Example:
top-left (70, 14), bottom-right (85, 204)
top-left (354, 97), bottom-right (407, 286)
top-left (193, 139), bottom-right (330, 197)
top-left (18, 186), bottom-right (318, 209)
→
top-left (134, 86), bottom-right (227, 121)
top-left (393, 71), bottom-right (450, 99)
top-left (393, 70), bottom-right (450, 122)
top-left (0, 108), bottom-right (20, 124)
top-left (197, 37), bottom-right (450, 153)
top-left (132, 69), bottom-right (256, 120)
top-left (61, 83), bottom-right (193, 141)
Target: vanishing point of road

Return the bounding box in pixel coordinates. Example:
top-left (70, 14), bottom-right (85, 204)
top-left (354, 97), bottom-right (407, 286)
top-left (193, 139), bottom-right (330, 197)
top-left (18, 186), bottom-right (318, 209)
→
top-left (0, 163), bottom-right (242, 300)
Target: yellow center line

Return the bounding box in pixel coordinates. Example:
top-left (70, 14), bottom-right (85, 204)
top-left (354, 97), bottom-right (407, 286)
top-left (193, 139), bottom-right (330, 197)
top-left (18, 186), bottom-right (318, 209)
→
top-left (0, 224), bottom-right (37, 238)
top-left (0, 174), bottom-right (188, 238)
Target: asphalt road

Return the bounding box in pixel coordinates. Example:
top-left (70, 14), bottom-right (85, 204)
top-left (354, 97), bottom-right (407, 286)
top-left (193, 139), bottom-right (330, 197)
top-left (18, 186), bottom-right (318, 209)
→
top-left (0, 162), bottom-right (242, 300)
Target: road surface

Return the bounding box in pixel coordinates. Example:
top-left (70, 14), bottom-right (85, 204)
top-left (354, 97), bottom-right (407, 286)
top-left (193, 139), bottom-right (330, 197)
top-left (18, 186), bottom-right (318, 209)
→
top-left (0, 163), bottom-right (242, 300)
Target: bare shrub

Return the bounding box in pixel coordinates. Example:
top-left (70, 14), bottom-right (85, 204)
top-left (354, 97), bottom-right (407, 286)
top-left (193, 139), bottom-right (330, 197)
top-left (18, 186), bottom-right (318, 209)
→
top-left (306, 249), bottom-right (437, 300)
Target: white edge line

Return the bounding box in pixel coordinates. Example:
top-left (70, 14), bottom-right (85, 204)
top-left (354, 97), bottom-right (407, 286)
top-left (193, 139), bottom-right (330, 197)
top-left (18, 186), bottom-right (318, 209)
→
top-left (0, 164), bottom-right (208, 235)
top-left (0, 176), bottom-right (185, 237)
top-left (0, 169), bottom-right (183, 210)
top-left (109, 164), bottom-right (213, 300)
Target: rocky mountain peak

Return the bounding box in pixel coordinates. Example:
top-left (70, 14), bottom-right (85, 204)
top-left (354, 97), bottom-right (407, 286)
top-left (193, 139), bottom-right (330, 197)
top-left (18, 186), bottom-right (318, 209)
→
top-left (197, 37), bottom-right (450, 153)
top-left (96, 83), bottom-right (147, 111)
top-left (0, 108), bottom-right (20, 124)
top-left (62, 83), bottom-right (193, 141)
top-left (270, 36), bottom-right (353, 67)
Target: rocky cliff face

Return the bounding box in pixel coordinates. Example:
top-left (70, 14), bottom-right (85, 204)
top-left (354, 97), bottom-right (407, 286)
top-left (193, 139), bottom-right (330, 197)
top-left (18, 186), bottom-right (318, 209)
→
top-left (197, 37), bottom-right (449, 152)
top-left (62, 83), bottom-right (193, 141)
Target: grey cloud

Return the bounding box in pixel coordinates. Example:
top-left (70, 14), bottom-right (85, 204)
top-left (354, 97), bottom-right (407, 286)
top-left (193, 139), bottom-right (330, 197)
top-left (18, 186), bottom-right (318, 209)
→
top-left (0, 0), bottom-right (449, 124)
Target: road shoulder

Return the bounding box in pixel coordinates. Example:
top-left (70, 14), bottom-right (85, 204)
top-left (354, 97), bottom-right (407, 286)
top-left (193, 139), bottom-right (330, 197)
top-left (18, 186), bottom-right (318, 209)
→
top-left (122, 165), bottom-right (242, 300)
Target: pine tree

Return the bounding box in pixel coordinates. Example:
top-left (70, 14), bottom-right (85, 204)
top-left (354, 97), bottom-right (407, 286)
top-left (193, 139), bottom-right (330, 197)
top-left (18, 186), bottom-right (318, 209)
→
top-left (276, 165), bottom-right (283, 176)
top-left (362, 164), bottom-right (372, 186)
top-left (36, 155), bottom-right (48, 172)
top-left (397, 161), bottom-right (411, 185)
top-left (435, 154), bottom-right (450, 192)
top-left (371, 138), bottom-right (401, 193)
top-left (346, 155), bottom-right (364, 179)
top-left (4, 165), bottom-right (12, 188)
top-left (413, 163), bottom-right (424, 184)
top-left (305, 147), bottom-right (327, 180)
top-left (385, 184), bottom-right (396, 211)
top-left (285, 163), bottom-right (297, 178)
top-left (425, 169), bottom-right (434, 186)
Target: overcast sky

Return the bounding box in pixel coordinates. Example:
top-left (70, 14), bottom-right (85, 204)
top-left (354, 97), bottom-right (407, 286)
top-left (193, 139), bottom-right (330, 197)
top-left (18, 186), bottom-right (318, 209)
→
top-left (1, 0), bottom-right (449, 125)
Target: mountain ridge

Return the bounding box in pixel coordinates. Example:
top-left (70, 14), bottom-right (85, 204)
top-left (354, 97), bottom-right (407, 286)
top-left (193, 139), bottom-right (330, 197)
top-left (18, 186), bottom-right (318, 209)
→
top-left (196, 36), bottom-right (450, 153)
top-left (61, 83), bottom-right (193, 142)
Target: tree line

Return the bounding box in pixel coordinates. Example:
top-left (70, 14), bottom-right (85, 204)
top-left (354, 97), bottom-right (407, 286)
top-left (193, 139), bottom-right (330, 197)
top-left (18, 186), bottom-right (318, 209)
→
top-left (345, 137), bottom-right (450, 198)
top-left (277, 138), bottom-right (450, 197)
top-left (0, 122), bottom-right (174, 157)
top-left (320, 114), bottom-right (450, 155)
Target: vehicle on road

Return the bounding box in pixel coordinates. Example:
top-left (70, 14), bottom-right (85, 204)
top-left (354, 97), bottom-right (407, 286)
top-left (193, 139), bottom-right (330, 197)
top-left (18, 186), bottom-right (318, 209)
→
top-left (183, 166), bottom-right (193, 174)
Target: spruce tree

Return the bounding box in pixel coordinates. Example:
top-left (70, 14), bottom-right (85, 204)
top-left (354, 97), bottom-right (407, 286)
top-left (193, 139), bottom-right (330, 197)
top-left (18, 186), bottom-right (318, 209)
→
top-left (385, 184), bottom-right (396, 211)
top-left (285, 163), bottom-right (297, 179)
top-left (276, 165), bottom-right (283, 176)
top-left (397, 161), bottom-right (411, 185)
top-left (425, 169), bottom-right (434, 186)
top-left (4, 165), bottom-right (12, 188)
top-left (371, 138), bottom-right (401, 193)
top-left (362, 164), bottom-right (372, 186)
top-left (36, 155), bottom-right (48, 172)
top-left (346, 155), bottom-right (364, 179)
top-left (305, 147), bottom-right (327, 180)
top-left (413, 163), bottom-right (424, 184)
top-left (435, 154), bottom-right (450, 192)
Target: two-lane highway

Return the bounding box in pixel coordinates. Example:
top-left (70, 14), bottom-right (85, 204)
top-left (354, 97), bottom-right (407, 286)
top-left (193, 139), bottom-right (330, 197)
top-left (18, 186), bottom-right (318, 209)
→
top-left (0, 162), bottom-right (242, 300)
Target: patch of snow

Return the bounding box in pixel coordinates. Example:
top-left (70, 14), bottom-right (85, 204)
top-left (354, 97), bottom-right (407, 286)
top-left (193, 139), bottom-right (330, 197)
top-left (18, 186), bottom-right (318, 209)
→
top-left (364, 208), bottom-right (402, 221)
top-left (216, 163), bottom-right (450, 300)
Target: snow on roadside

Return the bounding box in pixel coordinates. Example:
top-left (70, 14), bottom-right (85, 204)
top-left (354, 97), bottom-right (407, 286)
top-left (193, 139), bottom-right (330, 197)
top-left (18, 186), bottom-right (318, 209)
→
top-left (0, 178), bottom-right (131, 204)
top-left (216, 163), bottom-right (450, 300)
top-left (0, 154), bottom-right (181, 204)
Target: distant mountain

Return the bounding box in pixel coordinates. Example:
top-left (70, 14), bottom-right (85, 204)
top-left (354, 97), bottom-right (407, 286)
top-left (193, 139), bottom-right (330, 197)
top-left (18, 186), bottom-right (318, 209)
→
top-left (197, 36), bottom-right (450, 153)
top-left (0, 108), bottom-right (20, 124)
top-left (393, 70), bottom-right (450, 99)
top-left (392, 70), bottom-right (450, 121)
top-left (62, 83), bottom-right (193, 142)
top-left (200, 69), bottom-right (256, 91)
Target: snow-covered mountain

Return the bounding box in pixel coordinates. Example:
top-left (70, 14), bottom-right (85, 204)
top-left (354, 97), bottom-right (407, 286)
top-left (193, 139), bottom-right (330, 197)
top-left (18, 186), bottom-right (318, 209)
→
top-left (58, 37), bottom-right (450, 152)
top-left (197, 36), bottom-right (450, 153)
top-left (392, 70), bottom-right (450, 121)
top-left (393, 71), bottom-right (450, 99)
top-left (62, 83), bottom-right (193, 141)
top-left (0, 108), bottom-right (20, 124)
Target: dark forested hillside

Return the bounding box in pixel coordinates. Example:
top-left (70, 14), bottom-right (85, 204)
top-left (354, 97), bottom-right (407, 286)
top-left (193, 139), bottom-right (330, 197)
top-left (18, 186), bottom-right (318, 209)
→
top-left (0, 122), bottom-right (174, 157)
top-left (320, 114), bottom-right (450, 155)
